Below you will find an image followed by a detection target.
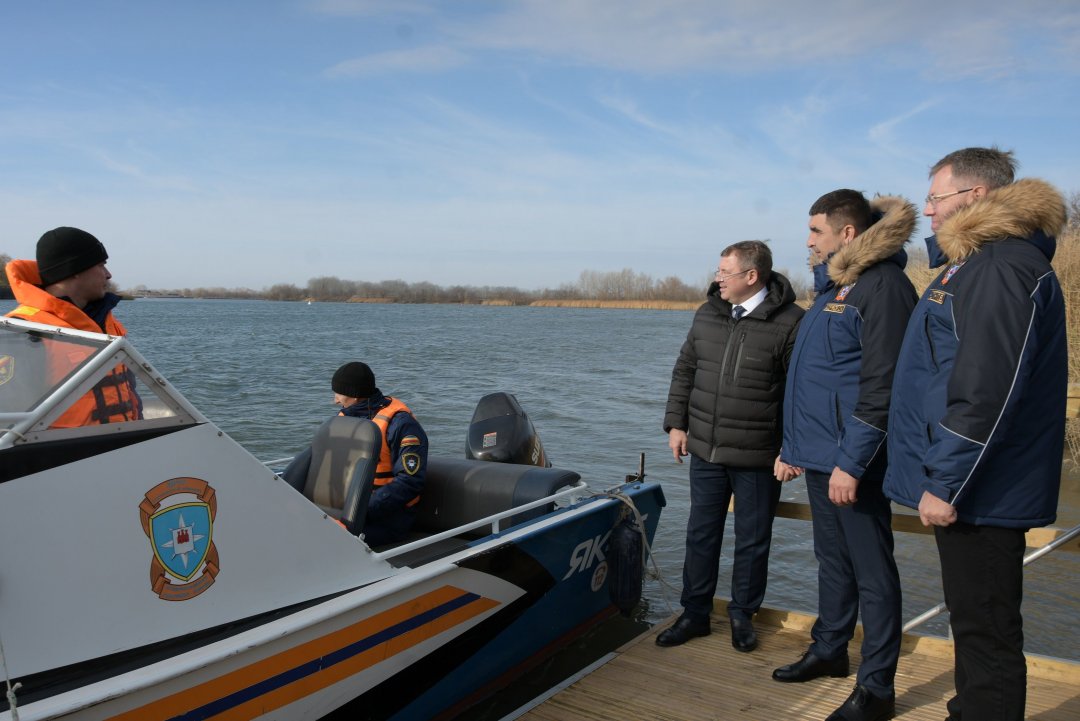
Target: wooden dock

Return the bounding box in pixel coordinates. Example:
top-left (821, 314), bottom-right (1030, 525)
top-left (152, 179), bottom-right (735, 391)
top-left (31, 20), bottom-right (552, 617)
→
top-left (514, 605), bottom-right (1080, 720)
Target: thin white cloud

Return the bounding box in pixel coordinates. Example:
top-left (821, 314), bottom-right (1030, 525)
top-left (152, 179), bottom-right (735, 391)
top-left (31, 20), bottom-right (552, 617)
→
top-left (868, 100), bottom-right (938, 153)
top-left (306, 0), bottom-right (434, 18)
top-left (596, 94), bottom-right (674, 134)
top-left (324, 46), bottom-right (468, 76)
top-left (87, 149), bottom-right (197, 192)
top-left (448, 1), bottom-right (909, 72)
top-left (308, 1), bottom-right (1079, 81)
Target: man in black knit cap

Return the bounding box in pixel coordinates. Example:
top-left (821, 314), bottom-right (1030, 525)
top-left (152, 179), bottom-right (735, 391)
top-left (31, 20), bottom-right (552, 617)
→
top-left (5, 227), bottom-right (142, 426)
top-left (332, 362), bottom-right (428, 547)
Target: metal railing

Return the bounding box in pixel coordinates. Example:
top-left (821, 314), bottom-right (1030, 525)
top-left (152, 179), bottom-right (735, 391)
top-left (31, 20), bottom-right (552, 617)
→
top-left (901, 521), bottom-right (1080, 633)
top-left (769, 499), bottom-right (1080, 634)
top-left (372, 480), bottom-right (591, 562)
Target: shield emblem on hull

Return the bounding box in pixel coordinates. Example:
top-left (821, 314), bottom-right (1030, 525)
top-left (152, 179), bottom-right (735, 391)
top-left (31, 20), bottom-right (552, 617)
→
top-left (0, 355), bottom-right (13, 386)
top-left (150, 502), bottom-right (212, 581)
top-left (139, 477), bottom-right (220, 601)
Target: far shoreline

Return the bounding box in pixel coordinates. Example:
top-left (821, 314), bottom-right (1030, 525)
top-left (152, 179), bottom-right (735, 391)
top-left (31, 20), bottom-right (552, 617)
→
top-left (120, 295), bottom-right (701, 310)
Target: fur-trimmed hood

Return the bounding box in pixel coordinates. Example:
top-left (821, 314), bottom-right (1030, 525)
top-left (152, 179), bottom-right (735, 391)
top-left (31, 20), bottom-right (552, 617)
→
top-left (828, 195), bottom-right (917, 287)
top-left (935, 178), bottom-right (1067, 262)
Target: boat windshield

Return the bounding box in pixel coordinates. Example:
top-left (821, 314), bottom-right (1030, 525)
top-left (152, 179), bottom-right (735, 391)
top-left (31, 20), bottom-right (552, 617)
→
top-left (0, 324), bottom-right (105, 415)
top-left (0, 319), bottom-right (199, 446)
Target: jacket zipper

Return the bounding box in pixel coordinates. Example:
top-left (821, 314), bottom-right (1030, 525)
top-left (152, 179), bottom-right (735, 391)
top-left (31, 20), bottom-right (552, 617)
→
top-left (731, 331), bottom-right (747, 382)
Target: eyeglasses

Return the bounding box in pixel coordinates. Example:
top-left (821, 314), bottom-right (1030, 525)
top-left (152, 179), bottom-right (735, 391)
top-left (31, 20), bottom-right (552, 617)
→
top-left (925, 188), bottom-right (974, 208)
top-left (714, 268), bottom-right (752, 282)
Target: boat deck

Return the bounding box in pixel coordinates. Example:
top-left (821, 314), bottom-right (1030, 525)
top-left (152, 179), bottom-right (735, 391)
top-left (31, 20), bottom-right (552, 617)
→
top-left (515, 607), bottom-right (1080, 720)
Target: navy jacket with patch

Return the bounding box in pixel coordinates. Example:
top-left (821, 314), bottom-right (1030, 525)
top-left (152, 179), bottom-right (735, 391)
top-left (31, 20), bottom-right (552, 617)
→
top-left (781, 195), bottom-right (918, 478)
top-left (340, 391), bottom-right (428, 537)
top-left (884, 179), bottom-right (1067, 529)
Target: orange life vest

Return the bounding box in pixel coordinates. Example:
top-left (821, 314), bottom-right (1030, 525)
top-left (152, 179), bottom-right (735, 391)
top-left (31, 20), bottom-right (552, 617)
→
top-left (338, 396), bottom-right (421, 507)
top-left (5, 259), bottom-right (142, 427)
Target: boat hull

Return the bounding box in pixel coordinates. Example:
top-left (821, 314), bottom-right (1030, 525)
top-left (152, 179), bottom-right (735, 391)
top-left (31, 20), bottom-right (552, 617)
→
top-left (3, 481), bottom-right (664, 721)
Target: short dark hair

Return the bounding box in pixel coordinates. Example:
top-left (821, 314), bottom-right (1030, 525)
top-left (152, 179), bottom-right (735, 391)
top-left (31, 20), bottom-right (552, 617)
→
top-left (930, 146), bottom-right (1016, 189)
top-left (809, 189), bottom-right (872, 235)
top-left (722, 240), bottom-right (772, 281)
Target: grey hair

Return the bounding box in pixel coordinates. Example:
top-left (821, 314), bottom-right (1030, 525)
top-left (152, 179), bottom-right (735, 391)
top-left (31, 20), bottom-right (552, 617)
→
top-left (722, 240), bottom-right (772, 281)
top-left (930, 146), bottom-right (1017, 190)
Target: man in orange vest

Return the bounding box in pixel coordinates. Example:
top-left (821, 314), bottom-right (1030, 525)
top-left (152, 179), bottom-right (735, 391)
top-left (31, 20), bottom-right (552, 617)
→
top-left (332, 361), bottom-right (427, 547)
top-left (5, 227), bottom-right (142, 426)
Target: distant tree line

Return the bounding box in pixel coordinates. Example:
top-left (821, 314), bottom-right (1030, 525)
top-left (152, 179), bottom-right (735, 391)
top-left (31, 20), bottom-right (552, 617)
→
top-left (0, 253), bottom-right (11, 299)
top-left (0, 256), bottom-right (819, 305)
top-left (116, 269), bottom-right (710, 304)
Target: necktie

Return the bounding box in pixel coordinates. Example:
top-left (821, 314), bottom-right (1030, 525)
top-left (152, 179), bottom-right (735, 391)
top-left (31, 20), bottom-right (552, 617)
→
top-left (733, 305), bottom-right (746, 320)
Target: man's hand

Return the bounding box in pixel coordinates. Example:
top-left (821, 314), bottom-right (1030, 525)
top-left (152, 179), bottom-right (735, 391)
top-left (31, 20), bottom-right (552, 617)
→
top-left (668, 429), bottom-right (689, 463)
top-left (774, 454), bottom-right (803, 482)
top-left (918, 490), bottom-right (957, 527)
top-left (828, 467), bottom-right (859, 506)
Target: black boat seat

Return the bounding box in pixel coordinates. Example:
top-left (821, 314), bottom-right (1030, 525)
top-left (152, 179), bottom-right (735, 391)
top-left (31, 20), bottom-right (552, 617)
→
top-left (281, 416), bottom-right (382, 536)
top-left (414, 457), bottom-right (581, 539)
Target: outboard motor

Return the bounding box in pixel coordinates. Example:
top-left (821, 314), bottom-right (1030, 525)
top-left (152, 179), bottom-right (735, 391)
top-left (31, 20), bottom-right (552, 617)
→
top-left (465, 392), bottom-right (550, 467)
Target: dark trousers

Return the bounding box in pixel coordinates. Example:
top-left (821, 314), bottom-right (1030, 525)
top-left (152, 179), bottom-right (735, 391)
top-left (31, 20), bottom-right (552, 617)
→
top-left (936, 522), bottom-right (1027, 721)
top-left (805, 469), bottom-right (901, 696)
top-left (680, 455), bottom-right (781, 623)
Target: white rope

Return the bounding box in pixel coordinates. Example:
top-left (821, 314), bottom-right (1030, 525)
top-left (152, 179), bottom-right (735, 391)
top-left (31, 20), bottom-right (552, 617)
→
top-left (0, 631), bottom-right (21, 721)
top-left (596, 489), bottom-right (678, 616)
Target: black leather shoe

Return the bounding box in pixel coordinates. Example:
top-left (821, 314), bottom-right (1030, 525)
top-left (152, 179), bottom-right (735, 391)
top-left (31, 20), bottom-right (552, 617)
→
top-left (772, 648), bottom-right (850, 682)
top-left (825, 684), bottom-right (895, 721)
top-left (729, 617), bottom-right (757, 652)
top-left (655, 614), bottom-right (710, 647)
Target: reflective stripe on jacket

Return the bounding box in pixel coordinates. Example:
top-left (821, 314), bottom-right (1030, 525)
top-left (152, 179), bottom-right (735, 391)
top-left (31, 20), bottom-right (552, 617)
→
top-left (884, 179), bottom-right (1068, 528)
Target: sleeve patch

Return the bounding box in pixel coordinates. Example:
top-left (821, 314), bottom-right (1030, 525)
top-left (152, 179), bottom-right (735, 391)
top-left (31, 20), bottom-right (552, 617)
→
top-left (401, 435), bottom-right (422, 447)
top-left (402, 452), bottom-right (422, 475)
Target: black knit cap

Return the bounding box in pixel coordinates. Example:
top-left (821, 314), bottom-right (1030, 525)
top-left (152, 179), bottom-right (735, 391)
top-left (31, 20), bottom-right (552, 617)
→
top-left (36, 227), bottom-right (109, 286)
top-left (332, 362), bottom-right (376, 398)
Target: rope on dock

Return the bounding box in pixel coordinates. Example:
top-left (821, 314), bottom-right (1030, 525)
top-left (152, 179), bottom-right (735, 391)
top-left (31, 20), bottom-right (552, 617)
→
top-left (0, 631), bottom-right (21, 721)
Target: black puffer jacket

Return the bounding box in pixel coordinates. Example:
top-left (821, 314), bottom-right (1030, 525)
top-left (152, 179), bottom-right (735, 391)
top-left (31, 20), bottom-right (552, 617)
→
top-left (664, 272), bottom-right (804, 467)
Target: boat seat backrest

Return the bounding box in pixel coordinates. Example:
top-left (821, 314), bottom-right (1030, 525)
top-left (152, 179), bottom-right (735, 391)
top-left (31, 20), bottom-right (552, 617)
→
top-left (280, 416), bottom-right (382, 536)
top-left (413, 457), bottom-right (580, 538)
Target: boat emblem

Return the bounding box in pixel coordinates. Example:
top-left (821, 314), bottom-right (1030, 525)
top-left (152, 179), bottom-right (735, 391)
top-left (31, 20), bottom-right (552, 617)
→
top-left (0, 355), bottom-right (12, 386)
top-left (591, 561), bottom-right (609, 592)
top-left (139, 477), bottom-right (220, 601)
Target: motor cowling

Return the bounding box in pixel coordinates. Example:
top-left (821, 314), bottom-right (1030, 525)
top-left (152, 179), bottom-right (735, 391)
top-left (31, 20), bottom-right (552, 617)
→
top-left (465, 392), bottom-right (550, 467)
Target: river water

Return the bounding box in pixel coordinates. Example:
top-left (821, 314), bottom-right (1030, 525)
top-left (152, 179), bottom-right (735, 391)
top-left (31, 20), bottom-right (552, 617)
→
top-left (4, 298), bottom-right (1077, 715)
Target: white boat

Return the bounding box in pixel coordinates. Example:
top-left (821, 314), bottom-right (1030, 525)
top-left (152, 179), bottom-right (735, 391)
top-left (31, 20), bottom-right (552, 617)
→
top-left (0, 317), bottom-right (665, 721)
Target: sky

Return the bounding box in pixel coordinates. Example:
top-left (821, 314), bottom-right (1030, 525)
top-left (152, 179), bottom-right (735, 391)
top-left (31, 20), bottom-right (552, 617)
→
top-left (2, 1), bottom-right (1078, 292)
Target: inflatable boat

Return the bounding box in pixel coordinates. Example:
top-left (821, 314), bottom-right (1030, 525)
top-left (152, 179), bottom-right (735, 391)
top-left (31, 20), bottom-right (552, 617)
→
top-left (0, 318), bottom-right (665, 720)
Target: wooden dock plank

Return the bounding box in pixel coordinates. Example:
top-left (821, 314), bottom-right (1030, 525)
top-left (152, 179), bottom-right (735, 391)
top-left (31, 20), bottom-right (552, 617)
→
top-left (517, 609), bottom-right (1080, 721)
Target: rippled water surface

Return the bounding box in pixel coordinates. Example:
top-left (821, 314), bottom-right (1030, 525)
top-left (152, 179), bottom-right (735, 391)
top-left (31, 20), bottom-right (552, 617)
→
top-left (4, 297), bottom-right (1076, 709)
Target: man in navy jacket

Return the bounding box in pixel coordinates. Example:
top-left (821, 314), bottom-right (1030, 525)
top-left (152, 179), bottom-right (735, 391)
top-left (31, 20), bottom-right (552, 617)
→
top-left (884, 147), bottom-right (1067, 721)
top-left (776, 190), bottom-right (917, 721)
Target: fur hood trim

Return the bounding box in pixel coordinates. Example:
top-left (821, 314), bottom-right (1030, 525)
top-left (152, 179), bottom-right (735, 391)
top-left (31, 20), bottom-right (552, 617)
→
top-left (936, 178), bottom-right (1067, 262)
top-left (828, 195), bottom-right (917, 287)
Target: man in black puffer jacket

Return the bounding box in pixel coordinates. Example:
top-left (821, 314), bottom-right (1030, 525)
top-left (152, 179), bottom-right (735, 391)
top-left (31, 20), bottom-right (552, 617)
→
top-left (661, 240), bottom-right (803, 653)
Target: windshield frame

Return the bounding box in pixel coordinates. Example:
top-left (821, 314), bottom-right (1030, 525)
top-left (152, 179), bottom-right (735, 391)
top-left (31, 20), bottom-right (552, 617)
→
top-left (0, 318), bottom-right (204, 449)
